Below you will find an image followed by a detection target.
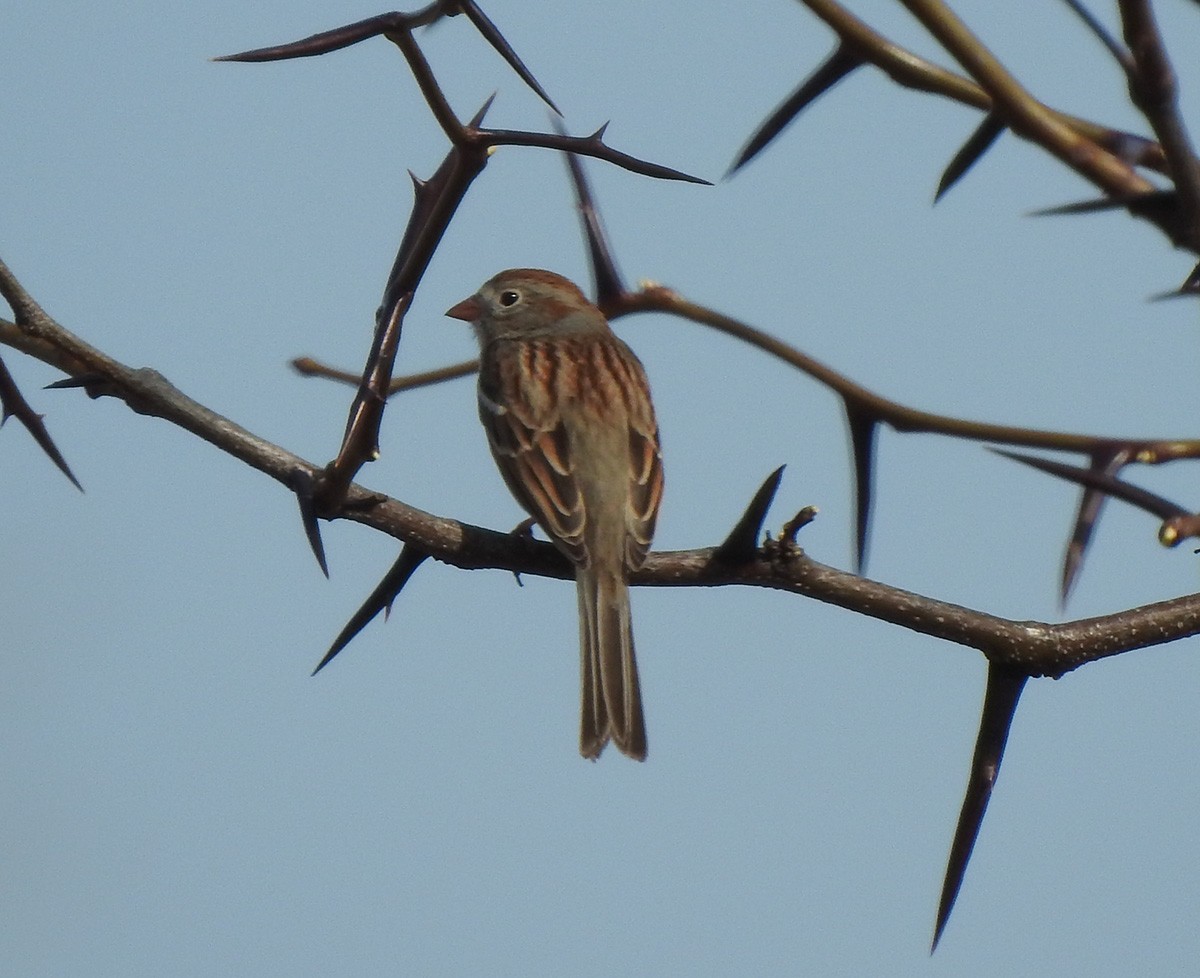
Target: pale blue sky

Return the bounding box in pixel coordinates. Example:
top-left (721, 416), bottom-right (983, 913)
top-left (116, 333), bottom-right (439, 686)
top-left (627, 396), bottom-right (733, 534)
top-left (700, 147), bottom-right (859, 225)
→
top-left (3, 2), bottom-right (1199, 975)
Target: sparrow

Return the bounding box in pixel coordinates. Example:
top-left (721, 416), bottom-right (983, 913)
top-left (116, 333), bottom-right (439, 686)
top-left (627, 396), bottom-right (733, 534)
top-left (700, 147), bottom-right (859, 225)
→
top-left (446, 268), bottom-right (663, 760)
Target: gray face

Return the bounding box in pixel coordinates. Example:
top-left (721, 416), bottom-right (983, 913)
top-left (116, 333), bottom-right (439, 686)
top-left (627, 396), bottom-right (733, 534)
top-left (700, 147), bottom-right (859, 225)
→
top-left (446, 269), bottom-right (603, 344)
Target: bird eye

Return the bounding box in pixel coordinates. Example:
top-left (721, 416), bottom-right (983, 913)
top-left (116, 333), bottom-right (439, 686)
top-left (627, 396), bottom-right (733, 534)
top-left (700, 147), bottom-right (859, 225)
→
top-left (498, 289), bottom-right (521, 307)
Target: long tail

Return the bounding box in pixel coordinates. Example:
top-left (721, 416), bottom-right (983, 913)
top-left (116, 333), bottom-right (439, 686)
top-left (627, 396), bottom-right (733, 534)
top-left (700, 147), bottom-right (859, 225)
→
top-left (577, 568), bottom-right (647, 761)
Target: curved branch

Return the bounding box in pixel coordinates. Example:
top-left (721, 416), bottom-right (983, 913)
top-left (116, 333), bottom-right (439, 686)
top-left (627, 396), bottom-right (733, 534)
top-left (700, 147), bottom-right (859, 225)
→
top-left (292, 356), bottom-right (479, 394)
top-left (898, 0), bottom-right (1151, 198)
top-left (2, 259), bottom-right (1198, 684)
top-left (291, 285), bottom-right (1200, 460)
top-left (798, 0), bottom-right (1169, 175)
top-left (607, 284), bottom-right (1200, 457)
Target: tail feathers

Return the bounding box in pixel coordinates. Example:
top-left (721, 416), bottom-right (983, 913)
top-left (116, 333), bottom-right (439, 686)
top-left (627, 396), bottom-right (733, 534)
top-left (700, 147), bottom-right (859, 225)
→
top-left (578, 570), bottom-right (646, 761)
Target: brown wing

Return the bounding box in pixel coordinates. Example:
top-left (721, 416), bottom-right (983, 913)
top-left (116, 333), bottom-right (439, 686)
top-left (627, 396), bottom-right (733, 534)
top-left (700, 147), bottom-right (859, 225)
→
top-left (478, 341), bottom-right (587, 565)
top-left (615, 341), bottom-right (663, 571)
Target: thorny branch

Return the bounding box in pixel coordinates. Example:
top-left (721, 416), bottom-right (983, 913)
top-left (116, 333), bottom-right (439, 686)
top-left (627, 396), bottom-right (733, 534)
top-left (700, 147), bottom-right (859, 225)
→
top-left (1117, 0), bottom-right (1200, 250)
top-left (5, 266), bottom-right (1200, 678)
top-left (295, 278), bottom-right (1200, 584)
top-left (732, 1), bottom-right (1200, 261)
top-left (5, 0), bottom-right (1200, 954)
top-left (898, 0), bottom-right (1152, 196)
top-left (216, 5), bottom-right (706, 559)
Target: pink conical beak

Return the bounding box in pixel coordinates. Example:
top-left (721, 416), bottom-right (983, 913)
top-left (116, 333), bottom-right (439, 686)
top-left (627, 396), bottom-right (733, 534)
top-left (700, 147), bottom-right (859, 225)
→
top-left (445, 296), bottom-right (482, 322)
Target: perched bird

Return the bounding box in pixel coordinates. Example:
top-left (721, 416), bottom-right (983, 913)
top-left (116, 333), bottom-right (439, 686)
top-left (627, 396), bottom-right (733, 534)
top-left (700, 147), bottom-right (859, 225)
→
top-left (446, 269), bottom-right (664, 760)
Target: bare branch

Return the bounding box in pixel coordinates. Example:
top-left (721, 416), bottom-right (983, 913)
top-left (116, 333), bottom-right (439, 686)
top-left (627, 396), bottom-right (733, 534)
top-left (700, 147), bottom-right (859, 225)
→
top-left (795, 0), bottom-right (1169, 174)
top-left (899, 0), bottom-right (1151, 197)
top-left (1118, 0), bottom-right (1200, 251)
top-left (4, 253), bottom-right (1198, 682)
top-left (215, 2), bottom-right (560, 114)
top-left (293, 356), bottom-right (478, 395)
top-left (214, 9), bottom-right (444, 62)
